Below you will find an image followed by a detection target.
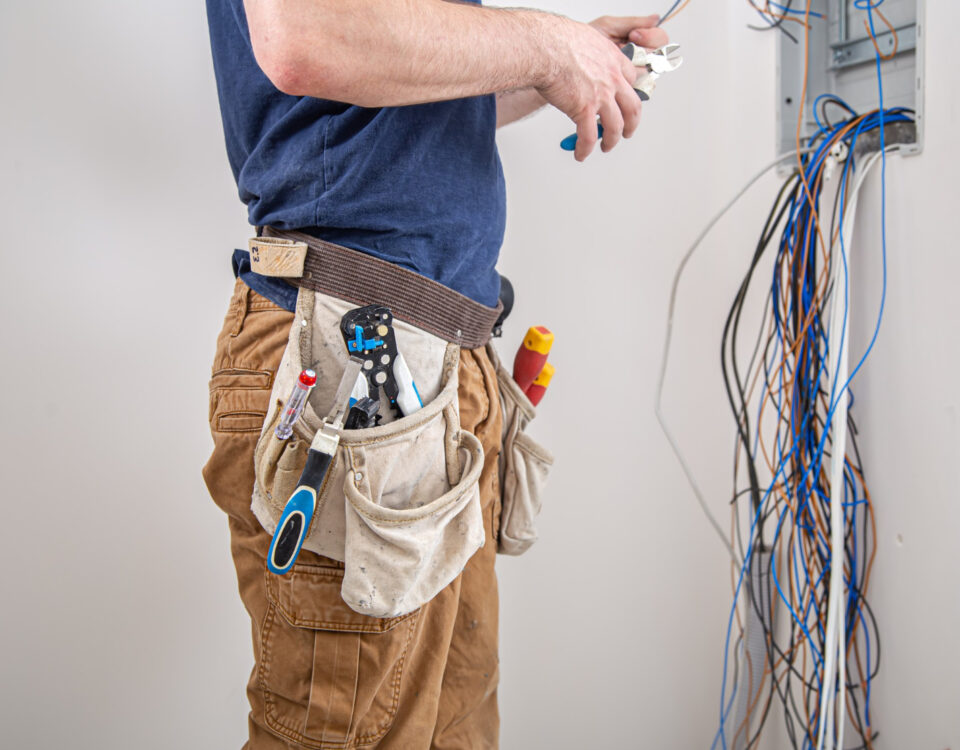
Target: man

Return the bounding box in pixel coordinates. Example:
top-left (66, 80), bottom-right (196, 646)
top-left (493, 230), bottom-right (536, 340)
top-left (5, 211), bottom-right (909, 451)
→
top-left (203, 2), bottom-right (667, 747)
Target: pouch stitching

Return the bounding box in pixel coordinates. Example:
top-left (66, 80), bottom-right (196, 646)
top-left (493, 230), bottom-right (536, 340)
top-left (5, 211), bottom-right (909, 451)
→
top-left (336, 385), bottom-right (457, 447)
top-left (495, 370), bottom-right (535, 423)
top-left (343, 480), bottom-right (480, 526)
top-left (294, 388), bottom-right (455, 448)
top-left (341, 437), bottom-right (483, 524)
top-left (513, 433), bottom-right (555, 465)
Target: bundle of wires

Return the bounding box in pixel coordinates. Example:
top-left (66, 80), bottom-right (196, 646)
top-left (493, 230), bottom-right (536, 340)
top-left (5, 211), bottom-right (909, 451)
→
top-left (654, 2), bottom-right (910, 746)
top-left (712, 99), bottom-right (912, 750)
top-left (709, 2), bottom-right (910, 746)
top-left (744, 1), bottom-right (822, 43)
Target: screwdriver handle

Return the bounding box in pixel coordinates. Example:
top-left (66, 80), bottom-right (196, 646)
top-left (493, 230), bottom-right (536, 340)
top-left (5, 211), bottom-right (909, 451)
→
top-left (513, 326), bottom-right (554, 392)
top-left (525, 362), bottom-right (555, 407)
top-left (267, 448), bottom-right (334, 575)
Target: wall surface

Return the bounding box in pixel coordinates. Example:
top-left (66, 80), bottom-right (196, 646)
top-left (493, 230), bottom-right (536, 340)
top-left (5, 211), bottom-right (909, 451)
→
top-left (0, 1), bottom-right (956, 748)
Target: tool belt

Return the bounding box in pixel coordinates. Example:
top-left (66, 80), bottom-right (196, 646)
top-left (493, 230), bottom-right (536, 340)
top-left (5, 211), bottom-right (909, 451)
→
top-left (248, 232), bottom-right (553, 619)
top-left (252, 227), bottom-right (503, 349)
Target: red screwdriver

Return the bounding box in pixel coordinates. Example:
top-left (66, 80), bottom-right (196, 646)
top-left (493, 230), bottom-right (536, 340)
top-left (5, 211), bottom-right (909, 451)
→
top-left (525, 362), bottom-right (555, 407)
top-left (513, 326), bottom-right (554, 392)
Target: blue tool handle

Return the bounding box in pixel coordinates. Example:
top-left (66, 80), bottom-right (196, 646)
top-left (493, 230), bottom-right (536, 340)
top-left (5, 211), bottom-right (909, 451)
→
top-left (392, 351), bottom-right (423, 417)
top-left (560, 123), bottom-right (604, 152)
top-left (267, 449), bottom-right (333, 575)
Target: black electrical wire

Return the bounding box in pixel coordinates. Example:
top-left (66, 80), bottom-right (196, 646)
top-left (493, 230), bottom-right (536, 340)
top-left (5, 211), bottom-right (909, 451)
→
top-left (720, 112), bottom-right (892, 747)
top-left (746, 0), bottom-right (800, 44)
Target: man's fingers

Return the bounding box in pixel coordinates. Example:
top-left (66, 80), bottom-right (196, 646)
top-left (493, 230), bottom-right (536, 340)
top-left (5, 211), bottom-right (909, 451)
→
top-left (629, 27), bottom-right (670, 49)
top-left (592, 15), bottom-right (660, 38)
top-left (598, 99), bottom-right (624, 153)
top-left (617, 84), bottom-right (642, 139)
top-left (620, 55), bottom-right (639, 86)
top-left (574, 113), bottom-right (599, 162)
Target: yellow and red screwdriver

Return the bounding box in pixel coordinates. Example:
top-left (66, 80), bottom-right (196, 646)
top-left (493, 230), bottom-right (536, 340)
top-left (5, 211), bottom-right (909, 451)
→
top-left (513, 326), bottom-right (555, 406)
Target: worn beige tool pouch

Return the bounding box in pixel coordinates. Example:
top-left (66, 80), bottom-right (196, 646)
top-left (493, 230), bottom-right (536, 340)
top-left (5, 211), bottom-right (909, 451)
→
top-left (487, 343), bottom-right (555, 556)
top-left (252, 286), bottom-right (485, 618)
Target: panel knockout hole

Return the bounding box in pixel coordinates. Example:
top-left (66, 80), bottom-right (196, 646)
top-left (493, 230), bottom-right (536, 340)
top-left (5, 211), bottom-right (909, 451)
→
top-left (785, 97), bottom-right (793, 105)
top-left (896, 533), bottom-right (904, 546)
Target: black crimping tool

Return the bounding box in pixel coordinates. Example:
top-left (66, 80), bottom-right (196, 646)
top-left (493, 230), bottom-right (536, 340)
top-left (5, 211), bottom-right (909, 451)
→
top-left (339, 305), bottom-right (423, 426)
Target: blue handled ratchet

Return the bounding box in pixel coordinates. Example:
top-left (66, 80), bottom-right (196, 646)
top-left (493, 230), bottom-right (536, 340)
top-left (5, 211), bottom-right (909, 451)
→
top-left (267, 357), bottom-right (363, 575)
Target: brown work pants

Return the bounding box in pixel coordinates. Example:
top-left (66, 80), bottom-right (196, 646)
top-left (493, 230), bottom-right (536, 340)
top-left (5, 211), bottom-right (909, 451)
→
top-left (203, 280), bottom-right (503, 749)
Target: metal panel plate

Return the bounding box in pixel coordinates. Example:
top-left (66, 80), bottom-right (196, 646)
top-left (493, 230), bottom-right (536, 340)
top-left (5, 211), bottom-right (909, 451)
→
top-left (776, 0), bottom-right (924, 158)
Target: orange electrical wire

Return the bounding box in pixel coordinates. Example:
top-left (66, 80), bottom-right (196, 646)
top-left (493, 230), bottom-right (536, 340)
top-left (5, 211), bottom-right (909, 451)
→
top-left (864, 6), bottom-right (899, 61)
top-left (722, 11), bottom-right (885, 729)
top-left (746, 0), bottom-right (815, 30)
top-left (728, 96), bottom-right (880, 742)
top-left (660, 0), bottom-right (691, 25)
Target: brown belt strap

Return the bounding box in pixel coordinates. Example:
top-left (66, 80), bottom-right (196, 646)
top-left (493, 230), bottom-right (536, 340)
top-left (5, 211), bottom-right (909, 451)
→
top-left (253, 227), bottom-right (502, 349)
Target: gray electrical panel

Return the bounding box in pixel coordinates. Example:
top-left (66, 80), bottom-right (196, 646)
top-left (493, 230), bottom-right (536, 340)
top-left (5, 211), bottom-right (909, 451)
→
top-left (777, 0), bottom-right (924, 155)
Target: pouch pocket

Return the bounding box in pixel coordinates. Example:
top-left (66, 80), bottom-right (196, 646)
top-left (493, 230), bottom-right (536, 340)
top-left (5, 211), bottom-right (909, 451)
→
top-left (252, 286), bottom-right (485, 618)
top-left (341, 428), bottom-right (485, 617)
top-left (487, 343), bottom-right (555, 556)
top-left (260, 562), bottom-right (419, 748)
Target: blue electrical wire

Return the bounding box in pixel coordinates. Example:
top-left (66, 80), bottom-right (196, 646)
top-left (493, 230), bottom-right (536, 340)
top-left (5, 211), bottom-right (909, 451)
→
top-left (706, 1), bottom-right (904, 742)
top-left (714, 105), bottom-right (905, 750)
top-left (657, 0), bottom-right (683, 26)
top-left (767, 1), bottom-right (822, 16)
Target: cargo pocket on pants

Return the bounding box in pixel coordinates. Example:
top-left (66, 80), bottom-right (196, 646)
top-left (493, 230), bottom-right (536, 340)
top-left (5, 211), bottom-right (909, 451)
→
top-left (260, 564), bottom-right (420, 749)
top-left (487, 343), bottom-right (555, 556)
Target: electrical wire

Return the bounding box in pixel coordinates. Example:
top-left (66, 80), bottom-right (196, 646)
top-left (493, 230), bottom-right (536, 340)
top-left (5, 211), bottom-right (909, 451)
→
top-left (657, 0), bottom-right (690, 26)
top-left (710, 115), bottom-right (903, 750)
top-left (654, 0), bottom-right (907, 745)
top-left (657, 65), bottom-right (907, 750)
top-left (744, 0), bottom-right (822, 43)
top-left (654, 149), bottom-right (812, 569)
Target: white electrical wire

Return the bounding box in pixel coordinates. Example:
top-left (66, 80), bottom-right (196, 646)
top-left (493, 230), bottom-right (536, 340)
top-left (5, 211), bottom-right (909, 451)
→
top-left (816, 146), bottom-right (895, 750)
top-left (655, 141), bottom-right (897, 747)
top-left (654, 150), bottom-right (811, 568)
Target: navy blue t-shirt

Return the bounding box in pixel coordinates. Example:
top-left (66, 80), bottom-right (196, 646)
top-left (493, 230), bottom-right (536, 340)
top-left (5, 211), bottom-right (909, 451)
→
top-left (206, 0), bottom-right (505, 307)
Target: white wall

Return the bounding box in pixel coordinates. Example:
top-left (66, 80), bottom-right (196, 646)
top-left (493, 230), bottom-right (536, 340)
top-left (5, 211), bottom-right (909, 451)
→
top-left (0, 1), bottom-right (956, 748)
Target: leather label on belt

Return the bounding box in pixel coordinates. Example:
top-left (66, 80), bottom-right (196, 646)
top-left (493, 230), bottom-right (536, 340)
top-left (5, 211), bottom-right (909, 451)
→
top-left (248, 237), bottom-right (308, 278)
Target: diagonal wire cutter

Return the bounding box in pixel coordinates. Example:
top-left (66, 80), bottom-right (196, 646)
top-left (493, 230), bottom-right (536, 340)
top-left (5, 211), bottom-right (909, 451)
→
top-left (560, 42), bottom-right (684, 151)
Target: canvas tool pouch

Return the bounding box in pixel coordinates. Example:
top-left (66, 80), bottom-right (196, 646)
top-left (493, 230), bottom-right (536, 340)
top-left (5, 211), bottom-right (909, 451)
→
top-left (252, 282), bottom-right (486, 619)
top-left (486, 343), bottom-right (555, 556)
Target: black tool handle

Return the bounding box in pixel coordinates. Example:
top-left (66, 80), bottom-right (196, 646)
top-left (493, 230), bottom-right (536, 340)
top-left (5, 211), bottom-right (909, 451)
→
top-left (267, 449), bottom-right (334, 575)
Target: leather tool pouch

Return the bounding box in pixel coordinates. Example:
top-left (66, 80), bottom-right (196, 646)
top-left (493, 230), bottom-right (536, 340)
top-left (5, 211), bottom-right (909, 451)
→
top-left (487, 344), bottom-right (555, 556)
top-left (252, 286), bottom-right (485, 618)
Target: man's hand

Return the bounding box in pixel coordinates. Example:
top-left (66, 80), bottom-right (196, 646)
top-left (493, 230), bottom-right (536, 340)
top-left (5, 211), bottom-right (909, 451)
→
top-left (535, 14), bottom-right (668, 161)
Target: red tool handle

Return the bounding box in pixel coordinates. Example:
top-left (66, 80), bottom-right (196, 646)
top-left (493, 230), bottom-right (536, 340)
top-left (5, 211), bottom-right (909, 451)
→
top-left (513, 326), bottom-right (554, 392)
top-left (525, 362), bottom-right (555, 407)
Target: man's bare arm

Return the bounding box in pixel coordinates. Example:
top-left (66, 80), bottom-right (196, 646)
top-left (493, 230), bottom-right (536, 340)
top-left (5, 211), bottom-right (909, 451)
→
top-left (245, 0), bottom-right (657, 160)
top-left (496, 89), bottom-right (548, 128)
top-left (245, 0), bottom-right (555, 105)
